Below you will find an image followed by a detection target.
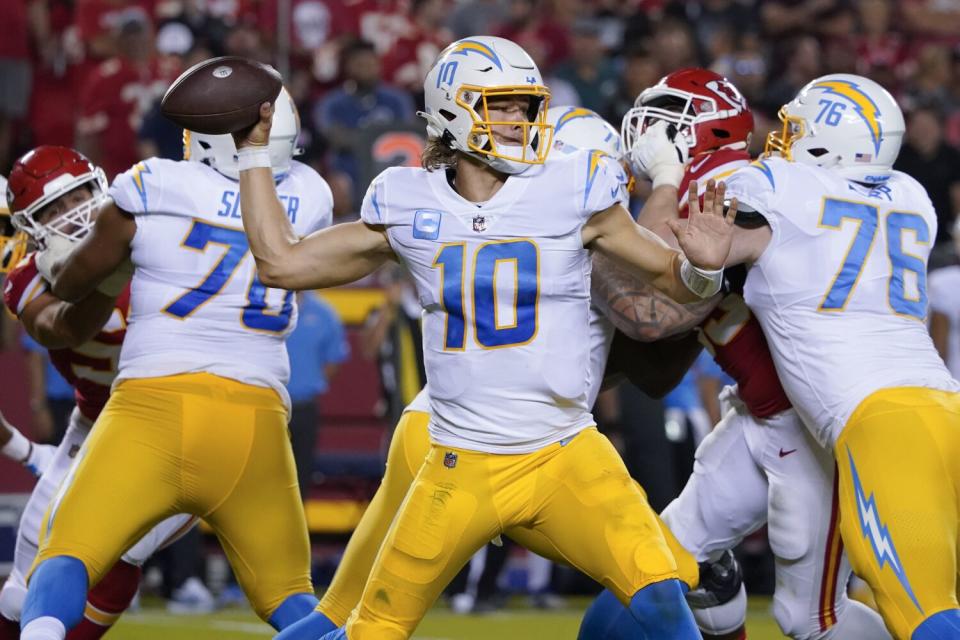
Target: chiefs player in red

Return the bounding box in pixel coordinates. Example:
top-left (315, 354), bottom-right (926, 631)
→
top-left (0, 146), bottom-right (195, 640)
top-left (579, 69), bottom-right (891, 640)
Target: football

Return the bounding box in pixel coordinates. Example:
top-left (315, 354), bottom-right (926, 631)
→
top-left (160, 56), bottom-right (283, 135)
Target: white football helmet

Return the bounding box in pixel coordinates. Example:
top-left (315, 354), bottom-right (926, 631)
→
top-left (548, 106), bottom-right (622, 159)
top-left (766, 73), bottom-right (904, 184)
top-left (421, 36), bottom-right (552, 174)
top-left (185, 87), bottom-right (302, 180)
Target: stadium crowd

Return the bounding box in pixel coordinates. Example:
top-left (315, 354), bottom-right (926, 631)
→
top-left (2, 0), bottom-right (960, 238)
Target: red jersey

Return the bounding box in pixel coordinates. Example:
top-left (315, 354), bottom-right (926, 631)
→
top-left (3, 254), bottom-right (129, 422)
top-left (77, 57), bottom-right (168, 179)
top-left (680, 148), bottom-right (793, 419)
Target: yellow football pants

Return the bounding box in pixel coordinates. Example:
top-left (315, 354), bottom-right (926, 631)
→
top-left (836, 386), bottom-right (960, 640)
top-left (34, 373), bottom-right (312, 621)
top-left (318, 411), bottom-right (698, 627)
top-left (336, 424), bottom-right (685, 639)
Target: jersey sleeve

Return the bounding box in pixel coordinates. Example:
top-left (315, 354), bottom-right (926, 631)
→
top-left (289, 162), bottom-right (334, 235)
top-left (360, 168), bottom-right (396, 226)
top-left (109, 159), bottom-right (165, 215)
top-left (3, 255), bottom-right (47, 317)
top-left (722, 159), bottom-right (780, 217)
top-left (580, 150), bottom-right (629, 217)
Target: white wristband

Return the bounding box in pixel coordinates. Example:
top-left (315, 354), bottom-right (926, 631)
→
top-left (680, 258), bottom-right (723, 299)
top-left (237, 147), bottom-right (272, 171)
top-left (2, 425), bottom-right (31, 464)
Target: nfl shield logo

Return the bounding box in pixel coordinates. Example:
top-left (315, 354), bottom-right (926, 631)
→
top-left (443, 451), bottom-right (458, 468)
top-left (472, 215), bottom-right (486, 233)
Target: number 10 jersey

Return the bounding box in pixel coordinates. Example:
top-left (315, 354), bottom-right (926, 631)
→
top-left (361, 150), bottom-right (628, 453)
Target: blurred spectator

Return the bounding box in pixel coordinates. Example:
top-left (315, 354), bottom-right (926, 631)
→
top-left (674, 0), bottom-right (759, 58)
top-left (929, 220), bottom-right (960, 379)
top-left (448, 0), bottom-right (509, 40)
top-left (901, 0), bottom-right (960, 44)
top-left (762, 34), bottom-right (821, 115)
top-left (76, 14), bottom-right (170, 179)
top-left (223, 20), bottom-right (271, 64)
top-left (74, 0), bottom-right (155, 62)
top-left (382, 0), bottom-right (453, 97)
top-left (711, 31), bottom-right (768, 108)
top-left (894, 105), bottom-right (960, 244)
top-left (650, 19), bottom-right (699, 74)
top-left (603, 44), bottom-right (661, 127)
top-left (552, 19), bottom-right (619, 112)
top-left (22, 335), bottom-right (73, 445)
top-left (0, 0), bottom-right (31, 173)
top-left (853, 0), bottom-right (908, 91)
top-left (901, 43), bottom-right (955, 114)
top-left (139, 44), bottom-right (215, 161)
top-left (285, 291), bottom-right (350, 500)
top-left (760, 0), bottom-right (842, 38)
top-left (312, 39), bottom-right (415, 210)
top-left (496, 0), bottom-right (571, 71)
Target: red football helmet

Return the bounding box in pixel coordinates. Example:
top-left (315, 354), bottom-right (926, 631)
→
top-left (621, 68), bottom-right (754, 160)
top-left (7, 145), bottom-right (108, 247)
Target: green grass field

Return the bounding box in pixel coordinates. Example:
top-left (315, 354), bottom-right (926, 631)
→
top-left (110, 597), bottom-right (788, 639)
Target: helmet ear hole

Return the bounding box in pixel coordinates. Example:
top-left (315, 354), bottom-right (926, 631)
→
top-left (807, 148), bottom-right (829, 157)
top-left (439, 109), bottom-right (457, 122)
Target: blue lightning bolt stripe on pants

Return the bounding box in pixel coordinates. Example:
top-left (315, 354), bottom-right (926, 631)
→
top-left (834, 387), bottom-right (960, 640)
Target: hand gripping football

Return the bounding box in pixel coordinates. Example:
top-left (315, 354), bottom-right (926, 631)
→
top-left (161, 56), bottom-right (283, 135)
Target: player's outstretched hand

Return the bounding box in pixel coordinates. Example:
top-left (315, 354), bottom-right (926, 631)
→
top-left (667, 179), bottom-right (738, 271)
top-left (231, 102), bottom-right (274, 150)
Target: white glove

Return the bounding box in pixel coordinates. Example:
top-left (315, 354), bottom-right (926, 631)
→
top-left (627, 120), bottom-right (689, 189)
top-left (35, 234), bottom-right (78, 283)
top-left (97, 258), bottom-right (134, 297)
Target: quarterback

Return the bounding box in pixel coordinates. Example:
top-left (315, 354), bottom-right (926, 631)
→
top-left (235, 36), bottom-right (736, 639)
top-left (274, 104), bottom-right (709, 640)
top-left (18, 91), bottom-right (333, 640)
top-left (718, 74), bottom-right (960, 640)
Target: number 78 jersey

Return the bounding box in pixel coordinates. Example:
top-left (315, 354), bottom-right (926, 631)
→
top-left (725, 157), bottom-right (959, 447)
top-left (109, 158), bottom-right (333, 409)
top-left (361, 150), bottom-right (628, 453)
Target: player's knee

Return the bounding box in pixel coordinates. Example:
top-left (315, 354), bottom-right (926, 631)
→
top-left (771, 590), bottom-right (824, 640)
top-left (21, 556), bottom-right (88, 629)
top-left (912, 608), bottom-right (960, 640)
top-left (267, 592), bottom-right (320, 631)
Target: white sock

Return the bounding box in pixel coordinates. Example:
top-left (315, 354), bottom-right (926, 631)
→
top-left (21, 616), bottom-right (66, 640)
top-left (825, 599), bottom-right (892, 639)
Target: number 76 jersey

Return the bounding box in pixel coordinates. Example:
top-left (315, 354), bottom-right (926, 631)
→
top-left (361, 150), bottom-right (628, 453)
top-left (725, 157), bottom-right (959, 447)
top-left (109, 158), bottom-right (333, 409)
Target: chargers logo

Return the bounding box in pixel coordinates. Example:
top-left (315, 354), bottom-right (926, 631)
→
top-left (847, 448), bottom-right (924, 614)
top-left (583, 149), bottom-right (608, 209)
top-left (131, 162), bottom-right (151, 212)
top-left (749, 159), bottom-right (776, 190)
top-left (812, 80), bottom-right (883, 156)
top-left (555, 108), bottom-right (597, 133)
top-left (450, 40), bottom-right (503, 70)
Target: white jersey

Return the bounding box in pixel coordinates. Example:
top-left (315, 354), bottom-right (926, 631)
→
top-left (110, 159), bottom-right (333, 409)
top-left (725, 157), bottom-right (959, 446)
top-left (362, 149), bottom-right (627, 453)
top-left (929, 265), bottom-right (960, 379)
top-left (406, 304), bottom-right (615, 419)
